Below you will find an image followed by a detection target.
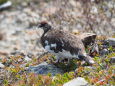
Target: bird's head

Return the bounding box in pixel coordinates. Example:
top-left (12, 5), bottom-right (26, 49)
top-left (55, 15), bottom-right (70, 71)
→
top-left (38, 21), bottom-right (52, 32)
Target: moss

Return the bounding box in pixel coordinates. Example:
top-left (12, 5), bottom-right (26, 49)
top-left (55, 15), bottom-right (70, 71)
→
top-left (0, 0), bottom-right (7, 5)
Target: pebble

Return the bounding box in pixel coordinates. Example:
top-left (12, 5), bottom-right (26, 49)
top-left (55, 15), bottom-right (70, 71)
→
top-left (90, 6), bottom-right (98, 14)
top-left (110, 57), bottom-right (115, 63)
top-left (107, 38), bottom-right (115, 47)
top-left (63, 77), bottom-right (88, 86)
top-left (100, 49), bottom-right (109, 56)
top-left (0, 62), bottom-right (5, 68)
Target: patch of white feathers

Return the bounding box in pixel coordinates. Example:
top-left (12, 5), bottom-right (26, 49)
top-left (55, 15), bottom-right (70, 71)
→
top-left (44, 40), bottom-right (79, 60)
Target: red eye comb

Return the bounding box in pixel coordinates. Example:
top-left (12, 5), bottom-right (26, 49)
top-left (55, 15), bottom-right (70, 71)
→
top-left (40, 21), bottom-right (48, 24)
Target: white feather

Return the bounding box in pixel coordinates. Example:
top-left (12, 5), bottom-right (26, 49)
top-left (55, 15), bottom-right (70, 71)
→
top-left (45, 40), bottom-right (48, 45)
top-left (55, 49), bottom-right (79, 59)
top-left (51, 43), bottom-right (57, 48)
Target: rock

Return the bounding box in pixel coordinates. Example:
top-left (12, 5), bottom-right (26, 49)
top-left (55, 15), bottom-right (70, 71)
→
top-left (69, 0), bottom-right (77, 7)
top-left (27, 62), bottom-right (64, 76)
top-left (10, 51), bottom-right (25, 56)
top-left (106, 38), bottom-right (115, 47)
top-left (100, 48), bottom-right (109, 56)
top-left (110, 57), bottom-right (115, 63)
top-left (0, 50), bottom-right (9, 56)
top-left (111, 18), bottom-right (115, 27)
top-left (79, 33), bottom-right (97, 47)
top-left (0, 62), bottom-right (5, 68)
top-left (63, 77), bottom-right (88, 86)
top-left (0, 1), bottom-right (12, 10)
top-left (27, 52), bottom-right (34, 58)
top-left (43, 6), bottom-right (59, 16)
top-left (90, 6), bottom-right (98, 14)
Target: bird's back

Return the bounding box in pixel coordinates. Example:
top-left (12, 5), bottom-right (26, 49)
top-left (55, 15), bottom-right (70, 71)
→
top-left (41, 29), bottom-right (86, 55)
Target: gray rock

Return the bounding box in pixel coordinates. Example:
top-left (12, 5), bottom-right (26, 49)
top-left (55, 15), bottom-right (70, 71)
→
top-left (0, 1), bottom-right (12, 10)
top-left (100, 49), bottom-right (109, 56)
top-left (107, 38), bottom-right (115, 47)
top-left (63, 77), bottom-right (88, 86)
top-left (110, 57), bottom-right (115, 63)
top-left (0, 62), bottom-right (5, 68)
top-left (27, 62), bottom-right (64, 76)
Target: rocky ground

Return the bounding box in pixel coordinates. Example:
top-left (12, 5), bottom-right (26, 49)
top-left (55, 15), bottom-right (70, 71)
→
top-left (0, 0), bottom-right (115, 86)
top-left (0, 0), bottom-right (115, 58)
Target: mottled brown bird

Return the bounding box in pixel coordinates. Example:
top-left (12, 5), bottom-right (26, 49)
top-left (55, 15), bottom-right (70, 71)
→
top-left (38, 21), bottom-right (95, 64)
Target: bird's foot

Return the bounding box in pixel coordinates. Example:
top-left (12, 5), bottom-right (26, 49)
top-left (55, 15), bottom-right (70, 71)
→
top-left (54, 59), bottom-right (59, 63)
top-left (53, 58), bottom-right (61, 63)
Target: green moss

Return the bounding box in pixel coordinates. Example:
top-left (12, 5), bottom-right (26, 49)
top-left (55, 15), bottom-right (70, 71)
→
top-left (0, 0), bottom-right (7, 5)
top-left (54, 59), bottom-right (78, 72)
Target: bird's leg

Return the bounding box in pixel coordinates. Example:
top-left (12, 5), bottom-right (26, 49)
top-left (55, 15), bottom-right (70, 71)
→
top-left (54, 56), bottom-right (60, 63)
top-left (58, 58), bottom-right (62, 62)
top-left (67, 58), bottom-right (70, 63)
top-left (82, 53), bottom-right (95, 65)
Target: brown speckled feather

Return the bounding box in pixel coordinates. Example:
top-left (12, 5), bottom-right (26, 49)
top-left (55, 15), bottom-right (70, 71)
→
top-left (41, 29), bottom-right (85, 55)
top-left (39, 21), bottom-right (95, 64)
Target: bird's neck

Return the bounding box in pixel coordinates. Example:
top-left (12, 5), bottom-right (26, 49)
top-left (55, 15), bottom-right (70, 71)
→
top-left (43, 25), bottom-right (52, 34)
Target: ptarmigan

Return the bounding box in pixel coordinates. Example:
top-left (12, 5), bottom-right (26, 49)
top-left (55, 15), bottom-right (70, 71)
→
top-left (38, 21), bottom-right (95, 64)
